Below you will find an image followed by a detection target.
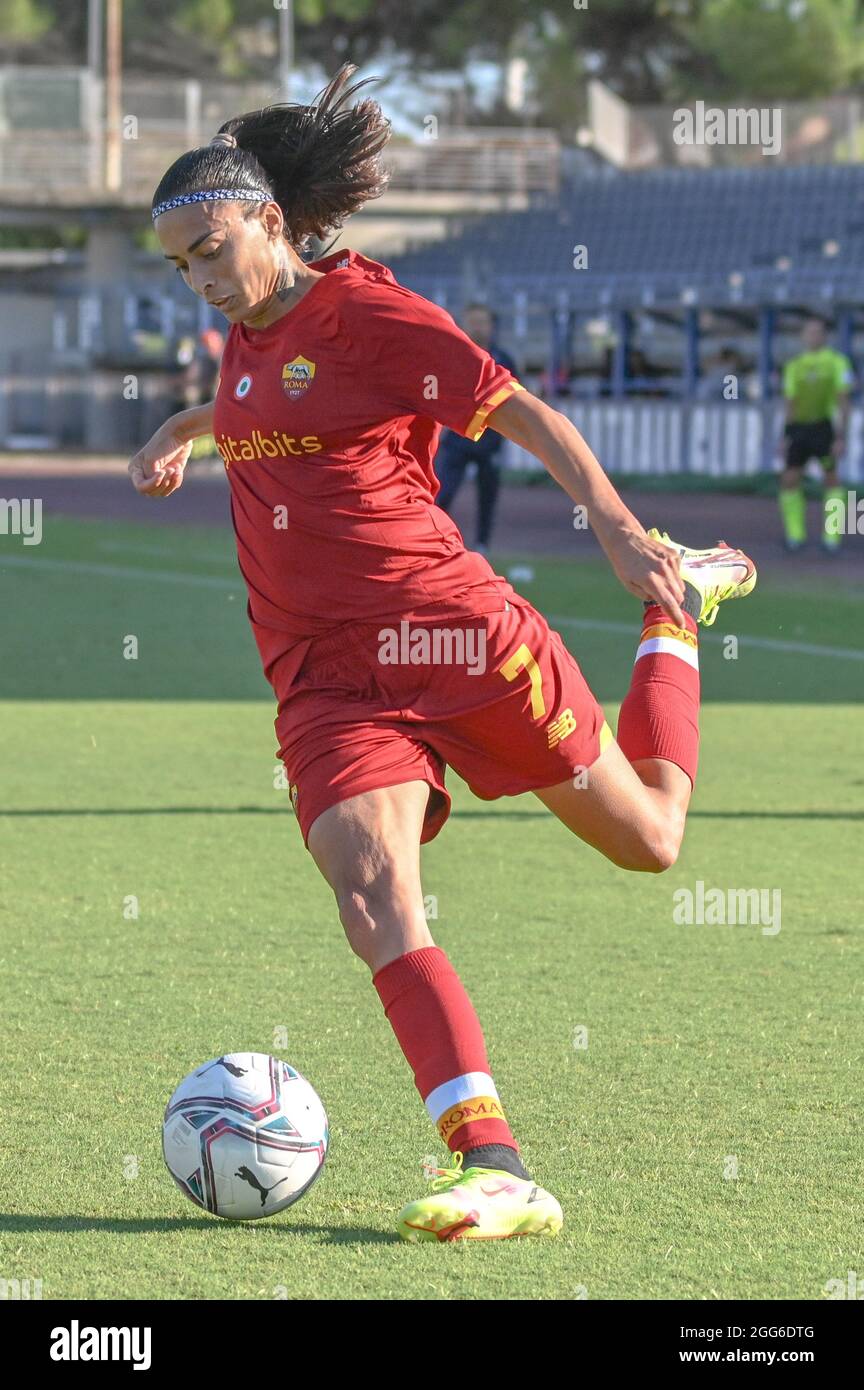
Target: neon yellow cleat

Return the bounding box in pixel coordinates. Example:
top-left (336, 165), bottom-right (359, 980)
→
top-left (396, 1151), bottom-right (564, 1242)
top-left (647, 528), bottom-right (757, 627)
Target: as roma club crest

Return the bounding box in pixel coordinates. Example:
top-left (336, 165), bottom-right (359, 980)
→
top-left (282, 355), bottom-right (316, 399)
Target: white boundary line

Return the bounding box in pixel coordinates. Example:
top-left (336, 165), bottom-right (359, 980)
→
top-left (3, 554), bottom-right (863, 662)
top-left (0, 554), bottom-right (238, 590)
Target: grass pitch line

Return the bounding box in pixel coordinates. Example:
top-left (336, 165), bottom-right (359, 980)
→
top-left (0, 553), bottom-right (239, 591)
top-left (548, 613), bottom-right (864, 663)
top-left (4, 553), bottom-right (863, 663)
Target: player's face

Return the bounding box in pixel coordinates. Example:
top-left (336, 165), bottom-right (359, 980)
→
top-left (157, 202), bottom-right (284, 320)
top-left (463, 308), bottom-right (493, 347)
top-left (802, 320), bottom-right (826, 351)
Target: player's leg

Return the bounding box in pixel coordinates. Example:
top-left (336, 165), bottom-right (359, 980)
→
top-left (534, 736), bottom-right (689, 872)
top-left (541, 532), bottom-right (756, 867)
top-left (423, 534), bottom-right (753, 874)
top-left (820, 458), bottom-right (845, 553)
top-left (779, 426), bottom-right (808, 551)
top-left (305, 779), bottom-right (562, 1239)
top-left (475, 455), bottom-right (502, 551)
top-left (538, 532), bottom-right (755, 868)
top-left (307, 779), bottom-right (529, 1161)
top-left (434, 445), bottom-right (468, 516)
top-left (307, 780), bottom-right (433, 973)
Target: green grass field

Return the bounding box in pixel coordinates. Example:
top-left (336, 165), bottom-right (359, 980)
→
top-left (1, 515), bottom-right (861, 1300)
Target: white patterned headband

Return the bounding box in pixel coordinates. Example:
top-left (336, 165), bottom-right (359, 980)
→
top-left (151, 187), bottom-right (271, 221)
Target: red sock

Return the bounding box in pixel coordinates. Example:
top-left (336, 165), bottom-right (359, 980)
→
top-left (372, 946), bottom-right (519, 1156)
top-left (617, 603), bottom-right (700, 787)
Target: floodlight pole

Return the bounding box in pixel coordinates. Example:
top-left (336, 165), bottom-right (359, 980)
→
top-left (278, 0), bottom-right (294, 101)
top-left (105, 0), bottom-right (122, 193)
top-left (87, 0), bottom-right (102, 75)
top-left (86, 0), bottom-right (103, 190)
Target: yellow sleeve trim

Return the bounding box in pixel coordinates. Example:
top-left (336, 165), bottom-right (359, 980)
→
top-left (463, 379), bottom-right (524, 442)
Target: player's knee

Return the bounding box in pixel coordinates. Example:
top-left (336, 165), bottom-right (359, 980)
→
top-left (332, 868), bottom-right (421, 963)
top-left (632, 816), bottom-right (683, 873)
top-left (612, 843), bottom-right (677, 874)
top-left (641, 837), bottom-right (679, 873)
top-left (334, 878), bottom-right (385, 949)
top-left (602, 833), bottom-right (674, 872)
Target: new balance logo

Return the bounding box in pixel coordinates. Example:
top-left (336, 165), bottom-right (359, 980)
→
top-left (547, 708), bottom-right (577, 748)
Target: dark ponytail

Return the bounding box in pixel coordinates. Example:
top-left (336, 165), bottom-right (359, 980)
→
top-left (151, 63), bottom-right (391, 252)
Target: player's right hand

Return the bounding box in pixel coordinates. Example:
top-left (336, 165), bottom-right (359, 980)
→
top-left (128, 426), bottom-right (194, 498)
top-left (605, 527), bottom-right (687, 629)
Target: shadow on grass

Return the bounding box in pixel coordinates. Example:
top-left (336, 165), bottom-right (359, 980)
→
top-left (0, 1213), bottom-right (397, 1244)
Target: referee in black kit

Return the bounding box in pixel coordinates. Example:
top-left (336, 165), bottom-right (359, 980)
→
top-left (433, 303), bottom-right (519, 556)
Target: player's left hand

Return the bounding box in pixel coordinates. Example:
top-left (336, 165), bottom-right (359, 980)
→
top-left (831, 434), bottom-right (846, 461)
top-left (606, 528), bottom-right (686, 628)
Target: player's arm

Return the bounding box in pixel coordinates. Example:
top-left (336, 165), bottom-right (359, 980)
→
top-left (777, 398), bottom-right (796, 459)
top-left (128, 400), bottom-right (216, 498)
top-left (173, 399), bottom-right (216, 442)
top-left (487, 390), bottom-right (686, 625)
top-left (832, 357), bottom-right (854, 459)
top-left (778, 360), bottom-right (797, 456)
top-left (833, 390), bottom-right (851, 459)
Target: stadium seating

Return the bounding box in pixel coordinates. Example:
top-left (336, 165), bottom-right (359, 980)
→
top-left (387, 164), bottom-right (864, 310)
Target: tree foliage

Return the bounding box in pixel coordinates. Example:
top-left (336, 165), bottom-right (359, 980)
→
top-left (2, 0), bottom-right (862, 126)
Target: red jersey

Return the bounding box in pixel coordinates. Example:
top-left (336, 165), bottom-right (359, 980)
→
top-left (211, 249), bottom-right (522, 681)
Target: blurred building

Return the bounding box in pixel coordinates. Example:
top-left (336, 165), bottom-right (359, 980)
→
top-left (0, 65), bottom-right (862, 478)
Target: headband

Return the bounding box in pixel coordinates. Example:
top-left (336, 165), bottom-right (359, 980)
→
top-left (151, 188), bottom-right (271, 221)
top-left (151, 132), bottom-right (270, 221)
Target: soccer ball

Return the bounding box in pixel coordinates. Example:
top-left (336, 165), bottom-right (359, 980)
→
top-left (162, 1052), bottom-right (328, 1220)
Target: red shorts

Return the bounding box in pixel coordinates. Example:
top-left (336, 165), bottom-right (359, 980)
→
top-left (268, 594), bottom-right (611, 848)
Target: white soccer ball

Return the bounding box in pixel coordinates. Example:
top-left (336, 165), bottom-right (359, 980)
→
top-left (163, 1052), bottom-right (328, 1220)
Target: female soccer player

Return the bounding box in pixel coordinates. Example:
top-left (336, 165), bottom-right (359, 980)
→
top-left (131, 66), bottom-right (756, 1242)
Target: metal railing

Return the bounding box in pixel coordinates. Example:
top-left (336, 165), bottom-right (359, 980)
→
top-left (2, 371), bottom-right (861, 483)
top-left (0, 67), bottom-right (560, 201)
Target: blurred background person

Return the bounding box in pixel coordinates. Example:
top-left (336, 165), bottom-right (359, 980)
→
top-left (697, 345), bottom-right (747, 401)
top-left (433, 303), bottom-right (519, 556)
top-left (182, 328), bottom-right (225, 458)
top-left (778, 318), bottom-right (854, 553)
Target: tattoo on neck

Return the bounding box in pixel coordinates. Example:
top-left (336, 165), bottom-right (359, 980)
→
top-left (274, 265), bottom-right (295, 302)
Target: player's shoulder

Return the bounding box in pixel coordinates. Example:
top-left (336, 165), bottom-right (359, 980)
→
top-left (783, 354), bottom-right (803, 380)
top-left (814, 346), bottom-right (853, 379)
top-left (318, 248), bottom-right (451, 328)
